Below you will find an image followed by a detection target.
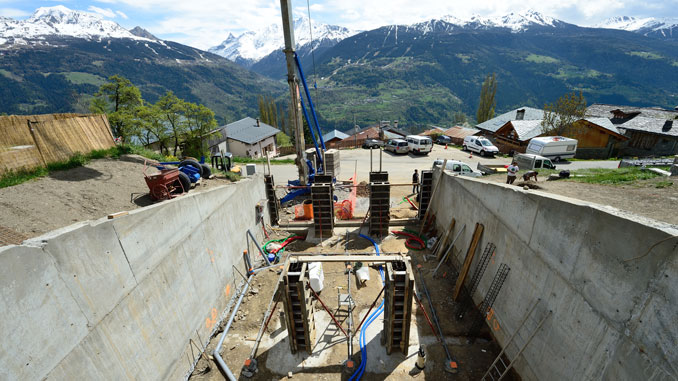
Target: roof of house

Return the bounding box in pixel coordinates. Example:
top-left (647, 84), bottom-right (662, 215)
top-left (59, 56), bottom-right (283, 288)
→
top-left (444, 126), bottom-right (480, 139)
top-left (617, 116), bottom-right (678, 137)
top-left (586, 103), bottom-right (678, 120)
top-left (580, 117), bottom-right (625, 137)
top-left (503, 120), bottom-right (544, 141)
top-left (345, 126), bottom-right (380, 140)
top-left (322, 129), bottom-right (350, 142)
top-left (476, 107), bottom-right (544, 133)
top-left (212, 117), bottom-right (280, 145)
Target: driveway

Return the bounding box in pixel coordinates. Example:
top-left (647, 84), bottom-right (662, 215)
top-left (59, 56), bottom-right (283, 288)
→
top-left (270, 145), bottom-right (620, 183)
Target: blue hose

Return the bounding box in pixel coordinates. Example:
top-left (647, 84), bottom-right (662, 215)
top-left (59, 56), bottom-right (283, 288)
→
top-left (350, 234), bottom-right (385, 381)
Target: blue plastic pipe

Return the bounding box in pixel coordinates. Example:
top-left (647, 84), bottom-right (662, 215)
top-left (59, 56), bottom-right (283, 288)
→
top-left (298, 94), bottom-right (323, 172)
top-left (294, 52), bottom-right (326, 150)
top-left (350, 234), bottom-right (386, 381)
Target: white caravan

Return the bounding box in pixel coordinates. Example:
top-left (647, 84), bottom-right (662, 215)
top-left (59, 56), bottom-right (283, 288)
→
top-left (526, 136), bottom-right (577, 162)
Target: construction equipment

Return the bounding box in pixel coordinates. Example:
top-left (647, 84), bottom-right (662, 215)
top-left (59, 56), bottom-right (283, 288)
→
top-left (482, 300), bottom-right (552, 381)
top-left (142, 160), bottom-right (185, 201)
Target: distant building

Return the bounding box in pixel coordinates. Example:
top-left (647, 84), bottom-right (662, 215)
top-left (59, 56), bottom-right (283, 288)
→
top-left (207, 117), bottom-right (280, 158)
top-left (586, 104), bottom-right (678, 157)
top-left (321, 129), bottom-right (350, 145)
top-left (571, 118), bottom-right (629, 159)
top-left (443, 126), bottom-right (481, 145)
top-left (476, 107), bottom-right (545, 153)
top-left (421, 125), bottom-right (447, 136)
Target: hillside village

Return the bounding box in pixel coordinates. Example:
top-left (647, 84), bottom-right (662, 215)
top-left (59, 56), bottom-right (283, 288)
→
top-left (1, 4), bottom-right (677, 381)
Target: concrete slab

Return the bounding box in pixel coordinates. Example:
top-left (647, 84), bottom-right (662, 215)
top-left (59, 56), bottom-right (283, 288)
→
top-left (38, 220), bottom-right (137, 324)
top-left (0, 245), bottom-right (89, 380)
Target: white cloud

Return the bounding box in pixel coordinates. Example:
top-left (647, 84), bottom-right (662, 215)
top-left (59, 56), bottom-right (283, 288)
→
top-left (87, 6), bottom-right (116, 18)
top-left (0, 7), bottom-right (30, 18)
top-left (116, 10), bottom-right (128, 19)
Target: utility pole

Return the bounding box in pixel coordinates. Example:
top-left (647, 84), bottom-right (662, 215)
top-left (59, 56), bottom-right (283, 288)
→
top-left (280, 0), bottom-right (308, 184)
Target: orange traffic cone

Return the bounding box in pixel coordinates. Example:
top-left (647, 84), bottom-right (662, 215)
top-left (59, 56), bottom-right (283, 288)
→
top-left (445, 144), bottom-right (448, 149)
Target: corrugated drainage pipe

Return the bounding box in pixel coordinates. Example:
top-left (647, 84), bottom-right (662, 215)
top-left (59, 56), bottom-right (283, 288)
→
top-left (213, 275), bottom-right (254, 381)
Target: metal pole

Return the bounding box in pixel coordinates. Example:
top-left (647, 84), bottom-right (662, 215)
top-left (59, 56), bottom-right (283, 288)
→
top-left (379, 147), bottom-right (382, 172)
top-left (280, 0), bottom-right (308, 185)
top-left (213, 276), bottom-right (254, 381)
top-left (433, 224), bottom-right (466, 277)
top-left (247, 229), bottom-right (271, 265)
top-left (417, 267), bottom-right (457, 373)
top-left (370, 147), bottom-right (373, 172)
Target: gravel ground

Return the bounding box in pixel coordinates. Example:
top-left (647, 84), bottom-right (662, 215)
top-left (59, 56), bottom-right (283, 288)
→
top-left (0, 155), bottom-right (235, 238)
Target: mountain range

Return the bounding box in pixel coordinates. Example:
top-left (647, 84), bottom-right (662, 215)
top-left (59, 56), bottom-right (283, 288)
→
top-left (1, 6), bottom-right (678, 131)
top-left (0, 6), bottom-right (283, 123)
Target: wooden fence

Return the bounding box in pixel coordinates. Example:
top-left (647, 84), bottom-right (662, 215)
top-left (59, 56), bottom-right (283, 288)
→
top-left (0, 113), bottom-right (115, 174)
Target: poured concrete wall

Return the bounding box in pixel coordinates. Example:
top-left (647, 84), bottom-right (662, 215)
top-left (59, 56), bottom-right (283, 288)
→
top-left (430, 173), bottom-right (677, 380)
top-left (0, 176), bottom-right (267, 380)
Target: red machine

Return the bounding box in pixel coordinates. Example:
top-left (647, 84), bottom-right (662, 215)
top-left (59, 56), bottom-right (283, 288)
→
top-left (143, 160), bottom-right (185, 201)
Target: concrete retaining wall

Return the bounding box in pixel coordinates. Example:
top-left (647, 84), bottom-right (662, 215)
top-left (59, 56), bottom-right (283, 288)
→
top-left (430, 173), bottom-right (677, 380)
top-left (0, 176), bottom-right (267, 380)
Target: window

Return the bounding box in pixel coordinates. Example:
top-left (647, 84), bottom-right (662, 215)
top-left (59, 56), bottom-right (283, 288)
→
top-left (461, 165), bottom-right (471, 172)
top-left (453, 164), bottom-right (461, 172)
top-left (535, 160), bottom-right (542, 167)
top-left (566, 144), bottom-right (575, 151)
top-left (481, 140), bottom-right (492, 146)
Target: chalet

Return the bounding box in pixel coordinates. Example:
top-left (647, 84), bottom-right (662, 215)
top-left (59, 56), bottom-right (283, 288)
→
top-left (476, 106), bottom-right (545, 135)
top-left (571, 118), bottom-right (628, 159)
top-left (493, 120), bottom-right (544, 153)
top-left (207, 117), bottom-right (280, 158)
top-left (586, 104), bottom-right (678, 157)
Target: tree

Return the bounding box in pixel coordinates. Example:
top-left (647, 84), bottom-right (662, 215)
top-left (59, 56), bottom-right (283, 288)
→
top-left (258, 95), bottom-right (279, 128)
top-left (476, 73), bottom-right (497, 124)
top-left (541, 91), bottom-right (587, 136)
top-left (184, 102), bottom-right (217, 158)
top-left (155, 91), bottom-right (187, 156)
top-left (90, 75), bottom-right (143, 143)
top-left (135, 105), bottom-right (171, 154)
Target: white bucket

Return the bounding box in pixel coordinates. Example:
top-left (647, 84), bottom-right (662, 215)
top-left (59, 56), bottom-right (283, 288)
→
top-left (309, 262), bottom-right (324, 292)
top-left (356, 265), bottom-right (370, 284)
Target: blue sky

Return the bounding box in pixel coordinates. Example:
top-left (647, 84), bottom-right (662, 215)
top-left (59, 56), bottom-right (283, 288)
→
top-left (2, 0), bottom-right (677, 49)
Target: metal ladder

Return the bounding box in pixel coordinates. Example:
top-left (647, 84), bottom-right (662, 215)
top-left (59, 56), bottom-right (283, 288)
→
top-left (482, 299), bottom-right (552, 381)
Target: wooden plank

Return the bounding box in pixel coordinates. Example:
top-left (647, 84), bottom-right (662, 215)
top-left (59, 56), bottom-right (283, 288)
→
top-left (435, 218), bottom-right (456, 260)
top-left (419, 159), bottom-right (447, 234)
top-left (107, 211), bottom-right (129, 219)
top-left (452, 223), bottom-right (484, 301)
top-left (291, 255), bottom-right (407, 263)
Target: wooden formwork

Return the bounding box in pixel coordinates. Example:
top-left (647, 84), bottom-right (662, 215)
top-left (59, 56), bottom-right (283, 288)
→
top-left (383, 258), bottom-right (414, 355)
top-left (311, 175), bottom-right (334, 239)
top-left (369, 171), bottom-right (390, 237)
top-left (281, 261), bottom-right (316, 353)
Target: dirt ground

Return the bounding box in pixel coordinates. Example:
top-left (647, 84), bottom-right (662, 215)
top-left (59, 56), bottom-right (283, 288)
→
top-left (190, 227), bottom-right (516, 381)
top-left (0, 155), bottom-right (235, 240)
top-left (484, 174), bottom-right (678, 226)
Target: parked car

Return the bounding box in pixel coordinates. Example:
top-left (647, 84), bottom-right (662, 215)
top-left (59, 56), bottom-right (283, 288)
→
top-left (514, 153), bottom-right (557, 170)
top-left (362, 139), bottom-right (384, 149)
top-left (526, 136), bottom-right (577, 162)
top-left (432, 159), bottom-right (482, 177)
top-left (436, 135), bottom-right (452, 145)
top-left (463, 136), bottom-right (499, 157)
top-left (406, 135), bottom-right (433, 155)
top-left (384, 139), bottom-right (409, 154)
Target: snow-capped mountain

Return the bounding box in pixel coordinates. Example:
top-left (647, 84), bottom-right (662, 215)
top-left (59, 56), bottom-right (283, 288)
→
top-left (0, 5), bottom-right (150, 46)
top-left (208, 17), bottom-right (358, 66)
top-left (597, 16), bottom-right (678, 39)
top-left (407, 10), bottom-right (568, 34)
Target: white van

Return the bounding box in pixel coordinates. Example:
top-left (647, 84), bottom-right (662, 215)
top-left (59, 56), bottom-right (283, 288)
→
top-left (514, 153), bottom-right (557, 171)
top-left (526, 136), bottom-right (577, 162)
top-left (463, 136), bottom-right (499, 157)
top-left (406, 135), bottom-right (433, 155)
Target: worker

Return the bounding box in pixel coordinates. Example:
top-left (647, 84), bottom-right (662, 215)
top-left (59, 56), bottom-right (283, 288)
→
top-left (412, 169), bottom-right (420, 194)
top-left (506, 161), bottom-right (519, 184)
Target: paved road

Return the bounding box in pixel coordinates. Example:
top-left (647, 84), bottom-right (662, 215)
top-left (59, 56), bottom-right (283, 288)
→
top-left (268, 145), bottom-right (620, 183)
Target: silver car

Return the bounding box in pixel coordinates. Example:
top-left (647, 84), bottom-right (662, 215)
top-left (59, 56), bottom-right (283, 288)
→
top-left (384, 139), bottom-right (409, 154)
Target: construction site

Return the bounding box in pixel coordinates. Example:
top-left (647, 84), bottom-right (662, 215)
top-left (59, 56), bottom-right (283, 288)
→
top-left (1, 2), bottom-right (677, 380)
top-left (2, 146), bottom-right (677, 380)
